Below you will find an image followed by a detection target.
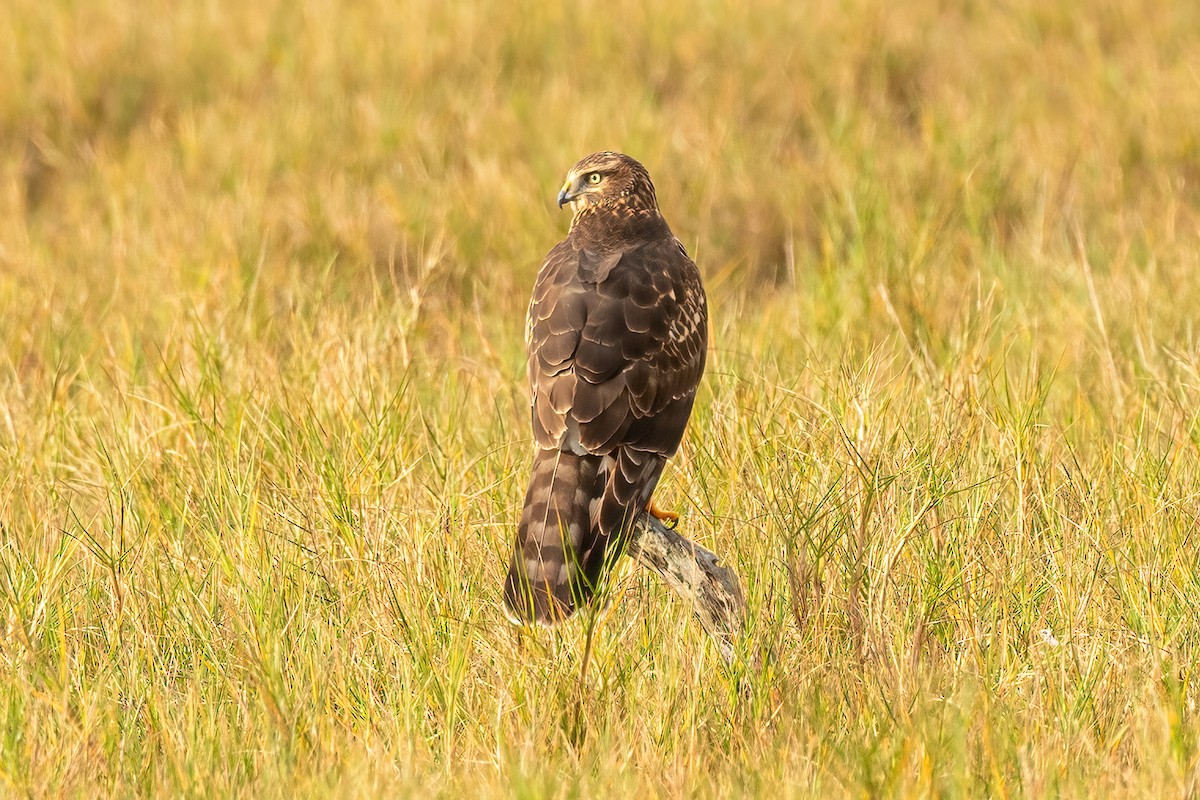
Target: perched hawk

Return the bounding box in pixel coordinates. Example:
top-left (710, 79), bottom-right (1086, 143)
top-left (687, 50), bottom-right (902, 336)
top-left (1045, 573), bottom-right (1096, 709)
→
top-left (503, 151), bottom-right (708, 624)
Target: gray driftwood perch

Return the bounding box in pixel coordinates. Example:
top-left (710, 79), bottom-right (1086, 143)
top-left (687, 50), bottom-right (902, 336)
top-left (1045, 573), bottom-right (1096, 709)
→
top-left (626, 512), bottom-right (747, 664)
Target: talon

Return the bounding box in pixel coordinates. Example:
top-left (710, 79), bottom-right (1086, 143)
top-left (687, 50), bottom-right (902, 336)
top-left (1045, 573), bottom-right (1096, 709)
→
top-left (646, 499), bottom-right (679, 529)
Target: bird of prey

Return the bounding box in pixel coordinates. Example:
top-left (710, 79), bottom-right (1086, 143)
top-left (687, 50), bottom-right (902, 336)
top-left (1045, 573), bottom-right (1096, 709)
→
top-left (503, 151), bottom-right (708, 625)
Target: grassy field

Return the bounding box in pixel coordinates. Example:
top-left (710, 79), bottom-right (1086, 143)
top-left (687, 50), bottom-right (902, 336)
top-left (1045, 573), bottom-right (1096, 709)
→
top-left (2, 0), bottom-right (1200, 796)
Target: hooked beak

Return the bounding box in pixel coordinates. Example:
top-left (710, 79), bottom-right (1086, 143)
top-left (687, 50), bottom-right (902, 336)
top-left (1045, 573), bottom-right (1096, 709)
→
top-left (556, 179), bottom-right (576, 209)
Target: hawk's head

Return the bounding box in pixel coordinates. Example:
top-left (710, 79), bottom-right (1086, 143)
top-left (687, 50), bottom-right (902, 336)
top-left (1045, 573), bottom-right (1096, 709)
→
top-left (557, 152), bottom-right (659, 222)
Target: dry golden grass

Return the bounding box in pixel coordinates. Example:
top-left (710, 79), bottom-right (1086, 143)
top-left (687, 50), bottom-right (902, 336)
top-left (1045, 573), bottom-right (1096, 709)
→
top-left (2, 0), bottom-right (1200, 796)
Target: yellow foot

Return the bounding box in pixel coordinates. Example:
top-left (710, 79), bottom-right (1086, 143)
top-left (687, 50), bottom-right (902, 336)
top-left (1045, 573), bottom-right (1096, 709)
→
top-left (646, 499), bottom-right (679, 529)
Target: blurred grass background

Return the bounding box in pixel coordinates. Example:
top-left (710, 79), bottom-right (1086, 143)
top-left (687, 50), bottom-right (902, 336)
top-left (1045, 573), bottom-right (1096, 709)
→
top-left (2, 0), bottom-right (1199, 796)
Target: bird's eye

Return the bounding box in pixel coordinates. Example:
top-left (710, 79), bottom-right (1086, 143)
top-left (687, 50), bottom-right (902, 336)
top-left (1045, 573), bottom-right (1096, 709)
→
top-left (587, 172), bottom-right (602, 185)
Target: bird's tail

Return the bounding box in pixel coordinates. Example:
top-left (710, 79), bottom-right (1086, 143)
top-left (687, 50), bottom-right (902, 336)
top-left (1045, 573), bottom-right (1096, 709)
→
top-left (504, 448), bottom-right (666, 625)
top-left (504, 450), bottom-right (604, 624)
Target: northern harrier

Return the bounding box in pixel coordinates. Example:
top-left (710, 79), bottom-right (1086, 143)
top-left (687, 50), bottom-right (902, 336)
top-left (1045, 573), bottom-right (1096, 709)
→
top-left (503, 151), bottom-right (708, 624)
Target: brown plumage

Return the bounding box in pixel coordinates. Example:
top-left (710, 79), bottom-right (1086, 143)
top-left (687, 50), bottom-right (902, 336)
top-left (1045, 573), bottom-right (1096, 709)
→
top-left (503, 151), bottom-right (708, 624)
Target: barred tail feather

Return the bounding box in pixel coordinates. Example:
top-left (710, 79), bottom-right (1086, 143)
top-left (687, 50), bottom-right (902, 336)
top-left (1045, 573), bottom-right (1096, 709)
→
top-left (504, 447), bottom-right (667, 625)
top-left (504, 450), bottom-right (604, 624)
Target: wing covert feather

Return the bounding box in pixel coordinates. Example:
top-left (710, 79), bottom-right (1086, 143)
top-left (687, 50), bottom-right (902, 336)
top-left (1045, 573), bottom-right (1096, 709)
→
top-left (527, 235), bottom-right (706, 457)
